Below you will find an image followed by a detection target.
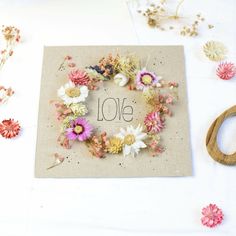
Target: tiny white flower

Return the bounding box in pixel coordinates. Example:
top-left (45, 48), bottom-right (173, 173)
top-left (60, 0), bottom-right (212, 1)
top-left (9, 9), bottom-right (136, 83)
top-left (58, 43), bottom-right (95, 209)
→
top-left (116, 124), bottom-right (147, 157)
top-left (57, 81), bottom-right (89, 105)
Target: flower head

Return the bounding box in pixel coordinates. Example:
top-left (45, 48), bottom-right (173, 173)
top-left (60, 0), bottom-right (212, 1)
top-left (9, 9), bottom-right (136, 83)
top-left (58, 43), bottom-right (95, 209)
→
top-left (203, 41), bottom-right (227, 61)
top-left (88, 132), bottom-right (109, 158)
top-left (216, 62), bottom-right (236, 80)
top-left (69, 103), bottom-right (88, 116)
top-left (66, 117), bottom-right (93, 141)
top-left (107, 137), bottom-right (123, 154)
top-left (116, 125), bottom-right (147, 157)
top-left (201, 204), bottom-right (224, 228)
top-left (0, 119), bottom-right (21, 139)
top-left (136, 69), bottom-right (159, 90)
top-left (68, 69), bottom-right (90, 86)
top-left (144, 111), bottom-right (165, 133)
top-left (0, 86), bottom-right (14, 104)
top-left (57, 81), bottom-right (89, 105)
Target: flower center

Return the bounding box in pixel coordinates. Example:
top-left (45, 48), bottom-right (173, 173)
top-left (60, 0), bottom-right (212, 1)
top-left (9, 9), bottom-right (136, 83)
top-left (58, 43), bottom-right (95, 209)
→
top-left (124, 134), bottom-right (135, 145)
top-left (141, 74), bottom-right (153, 85)
top-left (74, 125), bottom-right (83, 134)
top-left (65, 87), bottom-right (81, 98)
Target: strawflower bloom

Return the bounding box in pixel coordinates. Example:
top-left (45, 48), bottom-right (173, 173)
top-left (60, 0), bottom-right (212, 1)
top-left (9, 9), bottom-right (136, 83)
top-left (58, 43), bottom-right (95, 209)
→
top-left (0, 119), bottom-right (21, 139)
top-left (216, 62), bottom-right (236, 80)
top-left (201, 204), bottom-right (224, 228)
top-left (66, 117), bottom-right (93, 141)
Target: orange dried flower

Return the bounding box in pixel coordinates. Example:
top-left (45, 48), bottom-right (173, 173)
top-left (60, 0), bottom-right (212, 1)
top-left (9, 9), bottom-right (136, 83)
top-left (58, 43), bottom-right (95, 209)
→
top-left (0, 119), bottom-right (21, 139)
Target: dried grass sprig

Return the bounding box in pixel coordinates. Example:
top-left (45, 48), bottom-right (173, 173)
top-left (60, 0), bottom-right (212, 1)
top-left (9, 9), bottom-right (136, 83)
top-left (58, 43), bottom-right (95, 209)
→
top-left (0, 25), bottom-right (20, 70)
top-left (114, 54), bottom-right (140, 81)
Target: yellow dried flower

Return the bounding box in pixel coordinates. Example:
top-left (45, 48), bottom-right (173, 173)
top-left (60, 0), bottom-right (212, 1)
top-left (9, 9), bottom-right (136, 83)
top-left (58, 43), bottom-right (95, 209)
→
top-left (114, 55), bottom-right (140, 82)
top-left (69, 103), bottom-right (88, 116)
top-left (107, 137), bottom-right (123, 154)
top-left (203, 41), bottom-right (227, 61)
top-left (142, 88), bottom-right (156, 103)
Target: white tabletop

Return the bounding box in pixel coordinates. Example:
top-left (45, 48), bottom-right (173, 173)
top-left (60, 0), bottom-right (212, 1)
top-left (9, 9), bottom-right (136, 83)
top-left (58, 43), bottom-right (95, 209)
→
top-left (0, 0), bottom-right (235, 235)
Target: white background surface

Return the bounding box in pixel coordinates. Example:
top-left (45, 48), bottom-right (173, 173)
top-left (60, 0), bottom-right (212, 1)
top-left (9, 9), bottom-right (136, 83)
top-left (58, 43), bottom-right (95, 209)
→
top-left (0, 0), bottom-right (236, 235)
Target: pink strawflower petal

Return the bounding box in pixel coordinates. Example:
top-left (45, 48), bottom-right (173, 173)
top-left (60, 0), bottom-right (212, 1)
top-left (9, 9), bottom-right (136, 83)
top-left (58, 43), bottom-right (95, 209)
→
top-left (136, 69), bottom-right (159, 90)
top-left (66, 117), bottom-right (93, 141)
top-left (201, 204), bottom-right (224, 228)
top-left (216, 62), bottom-right (236, 80)
top-left (68, 69), bottom-right (90, 86)
top-left (144, 111), bottom-right (165, 133)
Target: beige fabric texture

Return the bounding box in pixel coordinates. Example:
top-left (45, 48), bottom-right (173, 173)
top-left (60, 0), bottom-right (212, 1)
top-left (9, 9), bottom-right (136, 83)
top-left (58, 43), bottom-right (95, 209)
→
top-left (35, 46), bottom-right (192, 177)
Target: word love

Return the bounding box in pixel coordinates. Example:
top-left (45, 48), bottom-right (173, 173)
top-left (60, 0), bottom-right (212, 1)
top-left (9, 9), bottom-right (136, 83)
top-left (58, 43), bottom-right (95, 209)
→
top-left (97, 97), bottom-right (134, 122)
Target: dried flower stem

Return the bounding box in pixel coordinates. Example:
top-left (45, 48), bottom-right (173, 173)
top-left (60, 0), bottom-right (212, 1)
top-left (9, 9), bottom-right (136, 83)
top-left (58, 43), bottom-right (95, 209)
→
top-left (174, 0), bottom-right (185, 19)
top-left (0, 26), bottom-right (20, 70)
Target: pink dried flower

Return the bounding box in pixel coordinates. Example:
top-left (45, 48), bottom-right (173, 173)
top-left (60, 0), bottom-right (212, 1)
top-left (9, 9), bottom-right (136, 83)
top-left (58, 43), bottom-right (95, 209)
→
top-left (52, 101), bottom-right (73, 121)
top-left (168, 82), bottom-right (178, 88)
top-left (57, 134), bottom-right (71, 149)
top-left (68, 69), bottom-right (90, 86)
top-left (144, 111), bottom-right (165, 133)
top-left (0, 119), bottom-right (21, 139)
top-left (165, 94), bottom-right (174, 104)
top-left (68, 62), bottom-right (76, 68)
top-left (136, 69), bottom-right (159, 90)
top-left (87, 132), bottom-right (109, 158)
top-left (0, 86), bottom-right (14, 104)
top-left (65, 55), bottom-right (72, 60)
top-left (216, 62), bottom-right (236, 80)
top-left (66, 117), bottom-right (93, 141)
top-left (201, 204), bottom-right (224, 228)
top-left (148, 139), bottom-right (164, 156)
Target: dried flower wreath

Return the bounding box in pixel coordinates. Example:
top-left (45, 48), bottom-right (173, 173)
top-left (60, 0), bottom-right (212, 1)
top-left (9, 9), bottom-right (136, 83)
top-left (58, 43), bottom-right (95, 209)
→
top-left (137, 0), bottom-right (214, 37)
top-left (53, 53), bottom-right (178, 158)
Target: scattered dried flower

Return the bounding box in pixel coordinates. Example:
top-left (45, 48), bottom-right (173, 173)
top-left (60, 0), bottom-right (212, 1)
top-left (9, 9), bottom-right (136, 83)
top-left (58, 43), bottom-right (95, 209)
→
top-left (216, 62), bottom-right (236, 80)
top-left (0, 86), bottom-right (14, 104)
top-left (203, 41), bottom-right (227, 61)
top-left (47, 153), bottom-right (65, 170)
top-left (57, 134), bottom-right (71, 149)
top-left (147, 134), bottom-right (164, 156)
top-left (114, 54), bottom-right (140, 82)
top-left (0, 25), bottom-right (20, 69)
top-left (0, 119), bottom-right (21, 139)
top-left (87, 132), bottom-right (109, 158)
top-left (58, 55), bottom-right (76, 71)
top-left (52, 101), bottom-right (73, 121)
top-left (68, 69), bottom-right (90, 86)
top-left (138, 1), bottom-right (213, 37)
top-left (201, 204), bottom-right (224, 228)
top-left (144, 111), bottom-right (165, 133)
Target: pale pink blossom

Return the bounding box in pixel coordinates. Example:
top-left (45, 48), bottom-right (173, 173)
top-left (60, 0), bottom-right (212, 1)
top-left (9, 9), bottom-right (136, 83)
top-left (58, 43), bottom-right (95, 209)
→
top-left (201, 204), bottom-right (224, 228)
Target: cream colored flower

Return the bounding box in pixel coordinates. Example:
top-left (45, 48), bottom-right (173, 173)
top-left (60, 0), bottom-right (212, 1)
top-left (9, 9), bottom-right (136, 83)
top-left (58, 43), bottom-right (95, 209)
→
top-left (57, 81), bottom-right (89, 105)
top-left (142, 88), bottom-right (156, 103)
top-left (114, 73), bottom-right (129, 86)
top-left (69, 103), bottom-right (88, 116)
top-left (116, 124), bottom-right (147, 157)
top-left (203, 41), bottom-right (227, 61)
